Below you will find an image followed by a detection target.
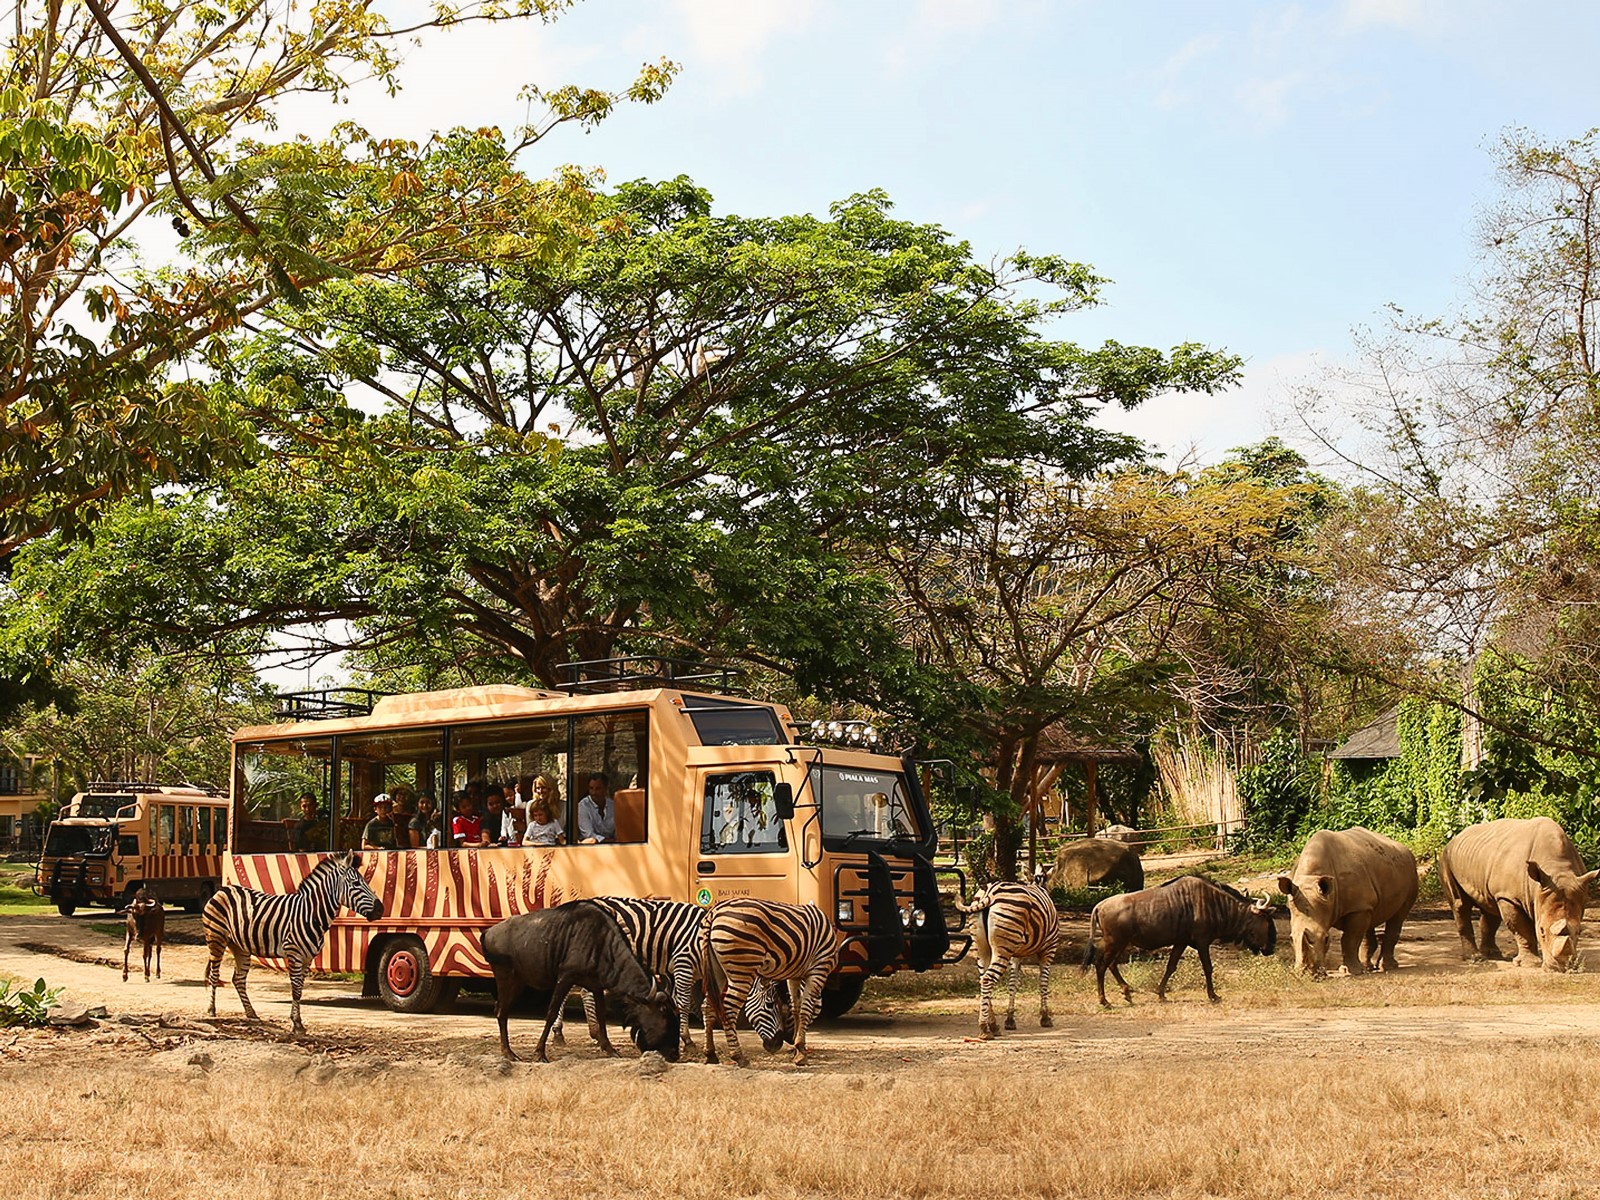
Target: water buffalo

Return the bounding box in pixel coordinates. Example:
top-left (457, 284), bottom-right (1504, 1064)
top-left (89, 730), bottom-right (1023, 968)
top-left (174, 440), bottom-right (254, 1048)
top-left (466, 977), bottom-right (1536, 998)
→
top-left (481, 901), bottom-right (681, 1063)
top-left (1082, 875), bottom-right (1276, 1005)
top-left (1277, 827), bottom-right (1417, 976)
top-left (1439, 817), bottom-right (1598, 971)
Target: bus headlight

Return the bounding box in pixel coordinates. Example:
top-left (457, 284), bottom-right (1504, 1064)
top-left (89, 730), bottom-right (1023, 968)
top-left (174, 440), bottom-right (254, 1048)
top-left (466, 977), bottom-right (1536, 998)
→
top-left (913, 907), bottom-right (927, 928)
top-left (836, 899), bottom-right (854, 924)
top-left (899, 906), bottom-right (912, 928)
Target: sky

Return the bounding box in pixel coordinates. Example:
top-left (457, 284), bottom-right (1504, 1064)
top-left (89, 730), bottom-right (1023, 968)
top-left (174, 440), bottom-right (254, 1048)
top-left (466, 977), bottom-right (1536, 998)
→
top-left (276, 0), bottom-right (1600, 467)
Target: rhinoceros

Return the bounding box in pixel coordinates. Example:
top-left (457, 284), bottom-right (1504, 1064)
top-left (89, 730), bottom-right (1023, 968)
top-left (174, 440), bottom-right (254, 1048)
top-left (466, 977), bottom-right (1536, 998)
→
top-left (1276, 827), bottom-right (1418, 976)
top-left (1437, 817), bottom-right (1598, 971)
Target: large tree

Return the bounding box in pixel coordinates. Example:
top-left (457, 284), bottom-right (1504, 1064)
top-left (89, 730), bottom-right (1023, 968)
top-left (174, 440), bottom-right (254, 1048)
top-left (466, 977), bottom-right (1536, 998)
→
top-left (0, 0), bottom-right (671, 560)
top-left (6, 171), bottom-right (1242, 695)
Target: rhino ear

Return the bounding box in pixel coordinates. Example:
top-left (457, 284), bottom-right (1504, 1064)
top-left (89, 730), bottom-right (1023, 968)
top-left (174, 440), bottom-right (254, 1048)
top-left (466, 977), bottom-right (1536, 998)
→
top-left (1528, 860), bottom-right (1554, 889)
top-left (1313, 876), bottom-right (1332, 898)
top-left (1276, 875), bottom-right (1295, 896)
top-left (1579, 870), bottom-right (1599, 893)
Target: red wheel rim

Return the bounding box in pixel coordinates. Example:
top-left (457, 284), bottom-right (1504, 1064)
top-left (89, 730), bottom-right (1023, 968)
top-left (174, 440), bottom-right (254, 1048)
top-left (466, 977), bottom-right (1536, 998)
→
top-left (386, 949), bottom-right (420, 997)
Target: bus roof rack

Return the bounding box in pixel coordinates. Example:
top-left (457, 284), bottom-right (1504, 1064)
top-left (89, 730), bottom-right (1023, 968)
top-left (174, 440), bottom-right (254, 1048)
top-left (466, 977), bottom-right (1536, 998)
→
top-left (554, 656), bottom-right (742, 696)
top-left (82, 780), bottom-right (225, 796)
top-left (273, 688), bottom-right (387, 721)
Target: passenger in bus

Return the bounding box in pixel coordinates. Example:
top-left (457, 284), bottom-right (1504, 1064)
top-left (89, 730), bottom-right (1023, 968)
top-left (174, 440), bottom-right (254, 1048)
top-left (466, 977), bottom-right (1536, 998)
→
top-left (578, 772), bottom-right (615, 844)
top-left (288, 792), bottom-right (327, 852)
top-left (523, 789), bottom-right (566, 846)
top-left (362, 794), bottom-right (398, 851)
top-left (451, 790), bottom-right (488, 848)
top-left (391, 793), bottom-right (419, 848)
top-left (484, 786), bottom-right (516, 847)
top-left (413, 793), bottom-right (440, 849)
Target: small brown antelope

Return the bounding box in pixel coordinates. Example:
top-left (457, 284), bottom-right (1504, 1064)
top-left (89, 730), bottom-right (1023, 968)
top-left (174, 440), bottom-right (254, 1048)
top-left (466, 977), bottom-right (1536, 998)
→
top-left (122, 887), bottom-right (165, 982)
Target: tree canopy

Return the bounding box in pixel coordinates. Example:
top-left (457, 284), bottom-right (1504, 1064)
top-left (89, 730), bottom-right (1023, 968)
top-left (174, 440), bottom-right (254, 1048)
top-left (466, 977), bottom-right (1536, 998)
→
top-left (8, 171), bottom-right (1242, 699)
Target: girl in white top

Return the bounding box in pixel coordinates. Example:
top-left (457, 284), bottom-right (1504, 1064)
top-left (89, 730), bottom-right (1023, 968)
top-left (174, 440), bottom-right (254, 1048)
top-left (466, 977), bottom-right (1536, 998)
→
top-left (523, 773), bottom-right (566, 846)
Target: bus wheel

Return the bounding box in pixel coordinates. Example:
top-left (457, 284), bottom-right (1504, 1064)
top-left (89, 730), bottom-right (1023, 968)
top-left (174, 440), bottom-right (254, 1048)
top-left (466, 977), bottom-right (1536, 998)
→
top-left (185, 882), bottom-right (216, 915)
top-left (818, 977), bottom-right (865, 1020)
top-left (55, 902), bottom-right (76, 918)
top-left (377, 936), bottom-right (441, 1014)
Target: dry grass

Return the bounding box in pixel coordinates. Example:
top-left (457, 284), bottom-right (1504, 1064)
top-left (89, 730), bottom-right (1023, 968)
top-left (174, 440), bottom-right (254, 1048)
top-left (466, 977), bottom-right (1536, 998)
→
top-left (3, 1032), bottom-right (1600, 1199)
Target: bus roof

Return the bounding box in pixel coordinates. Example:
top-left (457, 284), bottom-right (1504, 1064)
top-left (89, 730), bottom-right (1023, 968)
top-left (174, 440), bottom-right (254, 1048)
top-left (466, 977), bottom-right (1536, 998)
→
top-left (233, 684), bottom-right (799, 743)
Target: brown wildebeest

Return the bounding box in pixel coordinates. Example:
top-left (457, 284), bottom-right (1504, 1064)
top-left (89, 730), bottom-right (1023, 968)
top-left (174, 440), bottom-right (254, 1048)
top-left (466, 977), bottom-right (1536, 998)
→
top-left (122, 886), bottom-right (165, 982)
top-left (1082, 875), bottom-right (1276, 1005)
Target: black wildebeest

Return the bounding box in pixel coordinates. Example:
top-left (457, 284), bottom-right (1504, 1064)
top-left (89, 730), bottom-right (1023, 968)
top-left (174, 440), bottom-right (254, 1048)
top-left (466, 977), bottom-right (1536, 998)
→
top-left (122, 886), bottom-right (165, 982)
top-left (481, 901), bottom-right (681, 1063)
top-left (1081, 875), bottom-right (1277, 1006)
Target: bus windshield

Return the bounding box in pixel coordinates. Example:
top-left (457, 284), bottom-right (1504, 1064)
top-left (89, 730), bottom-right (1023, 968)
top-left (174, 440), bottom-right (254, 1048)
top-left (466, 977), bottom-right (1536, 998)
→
top-left (810, 765), bottom-right (922, 845)
top-left (44, 824), bottom-right (114, 858)
top-left (72, 795), bottom-right (136, 819)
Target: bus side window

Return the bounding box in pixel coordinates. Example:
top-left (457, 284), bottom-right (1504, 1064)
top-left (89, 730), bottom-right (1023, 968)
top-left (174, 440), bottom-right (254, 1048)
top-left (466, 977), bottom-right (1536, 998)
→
top-left (118, 835), bottom-right (139, 857)
top-left (178, 806), bottom-right (194, 854)
top-left (701, 772), bottom-right (784, 854)
top-left (158, 806), bottom-right (176, 854)
top-left (215, 809), bottom-right (229, 852)
top-left (197, 807), bottom-right (212, 852)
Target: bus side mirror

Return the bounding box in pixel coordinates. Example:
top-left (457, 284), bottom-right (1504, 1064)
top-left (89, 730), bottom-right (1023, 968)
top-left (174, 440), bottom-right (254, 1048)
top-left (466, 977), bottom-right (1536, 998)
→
top-left (773, 783), bottom-right (795, 821)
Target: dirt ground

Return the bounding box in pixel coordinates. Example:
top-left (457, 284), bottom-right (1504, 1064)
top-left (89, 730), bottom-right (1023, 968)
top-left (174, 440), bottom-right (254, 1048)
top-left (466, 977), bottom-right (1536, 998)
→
top-left (7, 897), bottom-right (1600, 1065)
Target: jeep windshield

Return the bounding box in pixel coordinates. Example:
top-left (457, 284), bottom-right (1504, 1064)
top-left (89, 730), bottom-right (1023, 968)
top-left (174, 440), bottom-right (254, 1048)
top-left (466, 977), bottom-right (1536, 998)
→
top-left (43, 824), bottom-right (114, 858)
top-left (810, 765), bottom-right (922, 846)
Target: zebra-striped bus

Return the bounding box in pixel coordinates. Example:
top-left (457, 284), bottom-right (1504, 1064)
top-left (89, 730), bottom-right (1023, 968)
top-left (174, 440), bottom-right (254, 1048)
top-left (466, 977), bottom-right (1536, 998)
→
top-left (225, 658), bottom-right (969, 1015)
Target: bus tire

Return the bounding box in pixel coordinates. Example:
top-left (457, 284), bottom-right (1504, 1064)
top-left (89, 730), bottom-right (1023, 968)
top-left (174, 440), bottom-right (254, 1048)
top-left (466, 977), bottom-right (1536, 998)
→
top-left (818, 976), bottom-right (865, 1020)
top-left (185, 882), bottom-right (216, 915)
top-left (377, 936), bottom-right (441, 1014)
top-left (56, 902), bottom-right (76, 917)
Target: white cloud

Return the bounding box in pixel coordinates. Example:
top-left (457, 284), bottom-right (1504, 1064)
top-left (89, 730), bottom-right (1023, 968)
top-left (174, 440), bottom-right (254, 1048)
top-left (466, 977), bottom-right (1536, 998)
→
top-left (673, 0), bottom-right (823, 96)
top-left (1153, 33), bottom-right (1224, 110)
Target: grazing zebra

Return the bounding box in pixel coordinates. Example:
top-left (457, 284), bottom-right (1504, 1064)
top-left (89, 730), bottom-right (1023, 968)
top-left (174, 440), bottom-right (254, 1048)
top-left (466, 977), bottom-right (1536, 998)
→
top-left (561, 897), bottom-right (791, 1055)
top-left (958, 880), bottom-right (1060, 1039)
top-left (701, 898), bottom-right (840, 1067)
top-left (203, 851), bottom-right (384, 1033)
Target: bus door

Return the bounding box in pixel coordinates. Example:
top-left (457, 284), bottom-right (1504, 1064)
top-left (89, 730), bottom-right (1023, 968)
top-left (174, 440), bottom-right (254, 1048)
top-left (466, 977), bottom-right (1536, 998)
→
top-left (691, 769), bottom-right (796, 907)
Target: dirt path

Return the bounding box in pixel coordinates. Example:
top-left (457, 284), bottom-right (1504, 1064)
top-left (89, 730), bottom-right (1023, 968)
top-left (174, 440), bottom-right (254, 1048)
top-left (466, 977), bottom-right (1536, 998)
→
top-left (9, 899), bottom-right (1600, 1073)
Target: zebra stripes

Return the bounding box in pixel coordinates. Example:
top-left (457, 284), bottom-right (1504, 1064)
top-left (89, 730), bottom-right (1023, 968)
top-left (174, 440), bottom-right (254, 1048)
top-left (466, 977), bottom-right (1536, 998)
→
top-left (958, 881), bottom-right (1060, 1039)
top-left (567, 897), bottom-right (789, 1055)
top-left (203, 850), bottom-right (384, 1033)
top-left (702, 898), bottom-right (840, 1067)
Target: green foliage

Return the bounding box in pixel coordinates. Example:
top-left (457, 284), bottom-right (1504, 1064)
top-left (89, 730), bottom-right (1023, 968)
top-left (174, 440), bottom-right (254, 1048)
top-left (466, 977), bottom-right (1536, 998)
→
top-left (1236, 730), bottom-right (1318, 849)
top-left (1049, 881), bottom-right (1128, 912)
top-left (1321, 696), bottom-right (1463, 839)
top-left (0, 977), bottom-right (61, 1027)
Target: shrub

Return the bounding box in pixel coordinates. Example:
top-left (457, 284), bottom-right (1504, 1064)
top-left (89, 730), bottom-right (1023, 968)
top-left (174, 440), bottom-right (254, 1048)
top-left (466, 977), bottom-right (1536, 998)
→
top-left (0, 977), bottom-right (62, 1027)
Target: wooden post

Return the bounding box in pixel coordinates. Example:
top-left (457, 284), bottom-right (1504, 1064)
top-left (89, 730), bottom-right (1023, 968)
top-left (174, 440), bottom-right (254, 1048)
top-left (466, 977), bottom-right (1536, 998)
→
top-left (1085, 760), bottom-right (1098, 839)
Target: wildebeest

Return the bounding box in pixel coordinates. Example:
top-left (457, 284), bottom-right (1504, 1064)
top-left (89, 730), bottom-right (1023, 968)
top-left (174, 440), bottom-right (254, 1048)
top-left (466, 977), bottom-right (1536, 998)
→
top-left (1082, 875), bottom-right (1277, 1005)
top-left (957, 881), bottom-right (1060, 1039)
top-left (203, 851), bottom-right (383, 1033)
top-left (122, 886), bottom-right (165, 982)
top-left (1439, 817), bottom-right (1599, 971)
top-left (1277, 826), bottom-right (1418, 976)
top-left (481, 901), bottom-right (681, 1063)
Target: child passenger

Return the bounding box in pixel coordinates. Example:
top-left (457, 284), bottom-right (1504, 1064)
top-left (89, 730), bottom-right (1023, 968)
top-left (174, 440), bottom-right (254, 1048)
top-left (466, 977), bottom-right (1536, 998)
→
top-left (522, 773), bottom-right (566, 846)
top-left (450, 790), bottom-right (487, 848)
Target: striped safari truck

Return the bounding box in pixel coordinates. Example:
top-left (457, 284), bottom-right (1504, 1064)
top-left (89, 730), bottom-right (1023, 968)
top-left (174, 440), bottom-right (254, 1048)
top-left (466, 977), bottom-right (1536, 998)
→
top-left (226, 658), bottom-right (970, 1015)
top-left (37, 782), bottom-right (230, 916)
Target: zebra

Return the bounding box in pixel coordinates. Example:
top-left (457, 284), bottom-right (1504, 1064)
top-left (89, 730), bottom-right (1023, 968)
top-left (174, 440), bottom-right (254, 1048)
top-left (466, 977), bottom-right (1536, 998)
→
top-left (701, 898), bottom-right (840, 1067)
top-left (557, 897), bottom-right (791, 1056)
top-left (202, 850), bottom-right (384, 1033)
top-left (957, 880), bottom-right (1060, 1039)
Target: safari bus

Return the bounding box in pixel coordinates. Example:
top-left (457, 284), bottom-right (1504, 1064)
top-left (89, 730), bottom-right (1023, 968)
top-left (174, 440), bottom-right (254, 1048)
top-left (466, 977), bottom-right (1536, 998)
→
top-left (226, 658), bottom-right (968, 1015)
top-left (36, 781), bottom-right (231, 916)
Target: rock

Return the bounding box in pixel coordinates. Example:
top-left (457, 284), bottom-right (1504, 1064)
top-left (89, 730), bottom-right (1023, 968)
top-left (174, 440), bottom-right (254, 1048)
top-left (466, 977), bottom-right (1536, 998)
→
top-left (636, 1051), bottom-right (670, 1077)
top-left (1101, 824), bottom-right (1142, 846)
top-left (186, 1051), bottom-right (214, 1071)
top-left (1045, 838), bottom-right (1144, 894)
top-left (46, 1003), bottom-right (93, 1027)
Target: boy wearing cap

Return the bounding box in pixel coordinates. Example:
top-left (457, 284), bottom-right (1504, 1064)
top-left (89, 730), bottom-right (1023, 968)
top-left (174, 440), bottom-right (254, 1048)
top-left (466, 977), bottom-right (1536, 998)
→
top-left (362, 794), bottom-right (398, 851)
